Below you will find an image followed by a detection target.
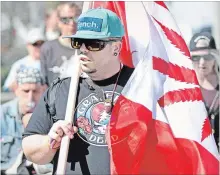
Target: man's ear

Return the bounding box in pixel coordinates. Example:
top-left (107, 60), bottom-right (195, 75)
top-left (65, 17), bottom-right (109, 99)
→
top-left (57, 20), bottom-right (62, 30)
top-left (14, 86), bottom-right (19, 97)
top-left (26, 44), bottom-right (32, 53)
top-left (11, 81), bottom-right (18, 93)
top-left (112, 41), bottom-right (122, 55)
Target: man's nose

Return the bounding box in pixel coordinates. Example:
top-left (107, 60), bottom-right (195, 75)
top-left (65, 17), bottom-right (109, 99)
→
top-left (80, 43), bottom-right (89, 54)
top-left (199, 57), bottom-right (205, 64)
top-left (68, 20), bottom-right (76, 26)
top-left (28, 91), bottom-right (34, 101)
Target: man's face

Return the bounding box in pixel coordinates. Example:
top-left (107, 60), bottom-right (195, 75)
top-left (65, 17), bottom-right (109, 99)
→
top-left (58, 6), bottom-right (79, 36)
top-left (191, 50), bottom-right (216, 76)
top-left (27, 40), bottom-right (44, 59)
top-left (15, 83), bottom-right (45, 115)
top-left (76, 39), bottom-right (120, 76)
top-left (46, 10), bottom-right (59, 29)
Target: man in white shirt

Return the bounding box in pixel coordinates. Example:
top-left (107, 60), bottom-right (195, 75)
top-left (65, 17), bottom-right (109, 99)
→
top-left (3, 28), bottom-right (45, 92)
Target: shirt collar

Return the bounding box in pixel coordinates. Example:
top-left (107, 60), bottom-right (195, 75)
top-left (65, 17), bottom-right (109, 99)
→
top-left (7, 98), bottom-right (22, 121)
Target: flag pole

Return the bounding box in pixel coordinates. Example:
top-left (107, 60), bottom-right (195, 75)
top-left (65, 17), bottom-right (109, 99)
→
top-left (56, 3), bottom-right (93, 173)
top-left (56, 50), bottom-right (81, 174)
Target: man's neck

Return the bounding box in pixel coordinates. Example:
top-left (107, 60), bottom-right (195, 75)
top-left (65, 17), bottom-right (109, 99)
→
top-left (28, 55), bottom-right (39, 61)
top-left (89, 62), bottom-right (122, 81)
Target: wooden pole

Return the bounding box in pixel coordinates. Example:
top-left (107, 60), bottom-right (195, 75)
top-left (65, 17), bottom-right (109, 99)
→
top-left (56, 3), bottom-right (91, 174)
top-left (56, 50), bottom-right (81, 174)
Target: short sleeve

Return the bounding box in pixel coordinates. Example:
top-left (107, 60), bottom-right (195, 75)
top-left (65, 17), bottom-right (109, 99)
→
top-left (23, 88), bottom-right (53, 138)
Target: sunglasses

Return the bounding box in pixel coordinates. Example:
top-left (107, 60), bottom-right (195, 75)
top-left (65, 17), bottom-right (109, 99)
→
top-left (60, 16), bottom-right (78, 24)
top-left (71, 38), bottom-right (119, 51)
top-left (32, 41), bottom-right (44, 47)
top-left (191, 54), bottom-right (215, 61)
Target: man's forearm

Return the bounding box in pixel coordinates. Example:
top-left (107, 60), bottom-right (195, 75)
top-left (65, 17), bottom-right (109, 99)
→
top-left (22, 135), bottom-right (57, 164)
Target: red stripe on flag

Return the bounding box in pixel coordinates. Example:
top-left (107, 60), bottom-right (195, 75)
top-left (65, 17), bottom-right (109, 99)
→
top-left (153, 56), bottom-right (199, 85)
top-left (153, 18), bottom-right (191, 58)
top-left (109, 95), bottom-right (219, 174)
top-left (109, 95), bottom-right (153, 145)
top-left (108, 95), bottom-right (153, 173)
top-left (155, 1), bottom-right (169, 10)
top-left (158, 87), bottom-right (203, 107)
top-left (90, 1), bottom-right (111, 8)
top-left (201, 118), bottom-right (212, 142)
top-left (89, 1), bottom-right (134, 68)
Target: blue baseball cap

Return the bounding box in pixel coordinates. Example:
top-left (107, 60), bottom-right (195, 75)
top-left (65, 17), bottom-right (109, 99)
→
top-left (64, 8), bottom-right (125, 39)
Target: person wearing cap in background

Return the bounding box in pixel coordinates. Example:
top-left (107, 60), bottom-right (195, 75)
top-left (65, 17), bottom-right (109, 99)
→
top-left (1, 67), bottom-right (52, 175)
top-left (22, 8), bottom-right (134, 174)
top-left (40, 2), bottom-right (82, 86)
top-left (3, 28), bottom-right (45, 92)
top-left (189, 32), bottom-right (219, 150)
top-left (43, 8), bottom-right (60, 41)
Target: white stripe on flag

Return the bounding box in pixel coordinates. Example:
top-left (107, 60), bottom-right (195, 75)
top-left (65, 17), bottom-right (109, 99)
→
top-left (162, 77), bottom-right (199, 95)
top-left (125, 2), bottom-right (150, 66)
top-left (144, 2), bottom-right (182, 36)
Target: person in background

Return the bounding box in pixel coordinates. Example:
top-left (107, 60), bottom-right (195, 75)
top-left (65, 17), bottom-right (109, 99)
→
top-left (40, 2), bottom-right (81, 86)
top-left (189, 32), bottom-right (219, 150)
top-left (43, 8), bottom-right (60, 41)
top-left (3, 28), bottom-right (45, 92)
top-left (0, 67), bottom-right (52, 175)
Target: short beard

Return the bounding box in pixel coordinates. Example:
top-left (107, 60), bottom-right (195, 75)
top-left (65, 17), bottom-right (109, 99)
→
top-left (84, 69), bottom-right (97, 74)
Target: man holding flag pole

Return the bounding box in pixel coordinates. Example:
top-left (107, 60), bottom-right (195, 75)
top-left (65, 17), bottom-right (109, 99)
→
top-left (22, 6), bottom-right (134, 175)
top-left (22, 1), bottom-right (219, 175)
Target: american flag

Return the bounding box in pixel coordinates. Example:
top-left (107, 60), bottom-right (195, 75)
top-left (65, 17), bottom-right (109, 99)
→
top-left (84, 1), bottom-right (219, 174)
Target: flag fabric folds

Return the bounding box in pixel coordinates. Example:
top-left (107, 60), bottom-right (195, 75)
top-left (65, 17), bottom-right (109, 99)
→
top-left (84, 1), bottom-right (219, 174)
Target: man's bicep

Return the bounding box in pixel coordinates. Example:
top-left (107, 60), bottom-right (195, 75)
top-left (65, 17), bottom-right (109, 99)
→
top-left (23, 90), bottom-right (53, 137)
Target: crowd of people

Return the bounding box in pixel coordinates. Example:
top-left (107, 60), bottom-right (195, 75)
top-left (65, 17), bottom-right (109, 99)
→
top-left (1, 2), bottom-right (219, 175)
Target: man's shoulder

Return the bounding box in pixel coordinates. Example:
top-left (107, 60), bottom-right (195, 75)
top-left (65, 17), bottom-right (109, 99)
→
top-left (41, 39), bottom-right (59, 51)
top-left (48, 77), bottom-right (71, 93)
top-left (11, 55), bottom-right (29, 67)
top-left (47, 76), bottom-right (86, 101)
top-left (1, 98), bottom-right (18, 116)
top-left (2, 98), bottom-right (18, 109)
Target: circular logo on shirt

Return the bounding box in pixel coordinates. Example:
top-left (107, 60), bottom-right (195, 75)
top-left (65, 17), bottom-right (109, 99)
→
top-left (75, 91), bottom-right (120, 146)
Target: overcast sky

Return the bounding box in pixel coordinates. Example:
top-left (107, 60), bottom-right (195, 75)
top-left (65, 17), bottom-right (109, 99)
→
top-left (167, 2), bottom-right (220, 47)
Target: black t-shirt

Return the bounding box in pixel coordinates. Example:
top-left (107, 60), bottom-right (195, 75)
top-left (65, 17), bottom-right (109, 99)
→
top-left (40, 39), bottom-right (76, 86)
top-left (23, 66), bottom-right (134, 175)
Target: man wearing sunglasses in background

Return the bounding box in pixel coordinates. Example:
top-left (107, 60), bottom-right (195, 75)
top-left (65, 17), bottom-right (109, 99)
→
top-left (190, 32), bottom-right (219, 150)
top-left (22, 8), bottom-right (134, 174)
top-left (40, 2), bottom-right (82, 86)
top-left (3, 28), bottom-right (45, 92)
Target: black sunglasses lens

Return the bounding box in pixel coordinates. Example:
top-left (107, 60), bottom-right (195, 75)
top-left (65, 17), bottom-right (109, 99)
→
top-left (204, 54), bottom-right (215, 60)
top-left (192, 55), bottom-right (215, 61)
top-left (86, 40), bottom-right (105, 51)
top-left (192, 56), bottom-right (200, 61)
top-left (32, 41), bottom-right (44, 47)
top-left (71, 39), bottom-right (82, 49)
top-left (71, 39), bottom-right (109, 51)
top-left (60, 17), bottom-right (77, 24)
top-left (60, 17), bottom-right (70, 24)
